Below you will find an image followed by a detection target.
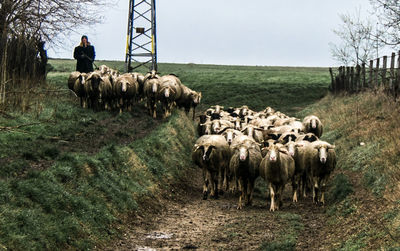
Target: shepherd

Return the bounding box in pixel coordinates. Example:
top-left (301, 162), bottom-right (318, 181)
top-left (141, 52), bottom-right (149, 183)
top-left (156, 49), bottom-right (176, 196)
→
top-left (73, 35), bottom-right (96, 73)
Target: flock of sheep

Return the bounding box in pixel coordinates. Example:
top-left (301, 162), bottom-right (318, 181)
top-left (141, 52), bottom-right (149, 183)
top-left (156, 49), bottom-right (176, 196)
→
top-left (67, 65), bottom-right (202, 119)
top-left (192, 105), bottom-right (336, 211)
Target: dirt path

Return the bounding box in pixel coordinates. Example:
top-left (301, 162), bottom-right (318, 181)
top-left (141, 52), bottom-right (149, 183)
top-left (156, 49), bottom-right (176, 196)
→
top-left (104, 169), bottom-right (332, 251)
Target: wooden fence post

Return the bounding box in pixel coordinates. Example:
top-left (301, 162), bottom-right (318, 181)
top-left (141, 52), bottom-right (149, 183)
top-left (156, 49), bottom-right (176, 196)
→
top-left (346, 66), bottom-right (351, 93)
top-left (361, 63), bottom-right (366, 91)
top-left (375, 58), bottom-right (380, 88)
top-left (329, 67), bottom-right (335, 93)
top-left (396, 51), bottom-right (400, 99)
top-left (355, 64), bottom-right (361, 92)
top-left (369, 60), bottom-right (374, 88)
top-left (382, 55), bottom-right (387, 88)
top-left (390, 52), bottom-right (395, 96)
top-left (350, 67), bottom-right (354, 93)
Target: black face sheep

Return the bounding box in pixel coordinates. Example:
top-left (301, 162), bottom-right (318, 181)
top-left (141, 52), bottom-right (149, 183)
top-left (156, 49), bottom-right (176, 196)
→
top-left (192, 135), bottom-right (231, 199)
top-left (303, 115), bottom-right (323, 138)
top-left (306, 140), bottom-right (336, 205)
top-left (259, 143), bottom-right (295, 211)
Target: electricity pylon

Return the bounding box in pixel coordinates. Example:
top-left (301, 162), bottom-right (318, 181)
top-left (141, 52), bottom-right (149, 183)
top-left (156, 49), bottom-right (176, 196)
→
top-left (125, 0), bottom-right (157, 72)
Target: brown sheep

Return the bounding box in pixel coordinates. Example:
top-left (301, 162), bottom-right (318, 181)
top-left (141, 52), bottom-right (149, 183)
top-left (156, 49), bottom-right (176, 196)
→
top-left (306, 140), bottom-right (336, 205)
top-left (158, 74), bottom-right (183, 118)
top-left (68, 71), bottom-right (87, 108)
top-left (285, 140), bottom-right (311, 201)
top-left (259, 143), bottom-right (295, 211)
top-left (303, 115), bottom-right (323, 138)
top-left (192, 135), bottom-right (231, 199)
top-left (176, 85), bottom-right (202, 120)
top-left (85, 71), bottom-right (103, 110)
top-left (114, 73), bottom-right (139, 113)
top-left (220, 128), bottom-right (243, 145)
top-left (229, 138), bottom-right (262, 209)
top-left (241, 125), bottom-right (264, 144)
top-left (143, 75), bottom-right (161, 118)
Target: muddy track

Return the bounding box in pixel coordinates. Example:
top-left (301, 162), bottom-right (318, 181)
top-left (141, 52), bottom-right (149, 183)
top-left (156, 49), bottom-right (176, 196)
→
top-left (104, 168), bottom-right (332, 251)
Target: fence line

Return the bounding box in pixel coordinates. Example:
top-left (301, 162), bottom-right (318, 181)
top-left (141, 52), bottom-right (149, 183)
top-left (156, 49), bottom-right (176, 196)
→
top-left (329, 51), bottom-right (400, 99)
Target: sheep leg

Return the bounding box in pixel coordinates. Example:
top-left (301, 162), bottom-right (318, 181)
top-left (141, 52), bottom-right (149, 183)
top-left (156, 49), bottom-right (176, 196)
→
top-left (209, 171), bottom-right (218, 199)
top-left (313, 179), bottom-right (319, 204)
top-left (278, 185), bottom-right (284, 210)
top-left (269, 183), bottom-right (276, 212)
top-left (202, 168), bottom-right (209, 200)
top-left (247, 178), bottom-right (255, 206)
top-left (237, 178), bottom-right (244, 210)
top-left (192, 107), bottom-right (196, 121)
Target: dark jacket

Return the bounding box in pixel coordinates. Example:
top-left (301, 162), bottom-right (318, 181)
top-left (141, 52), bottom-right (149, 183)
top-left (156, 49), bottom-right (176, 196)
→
top-left (73, 43), bottom-right (95, 73)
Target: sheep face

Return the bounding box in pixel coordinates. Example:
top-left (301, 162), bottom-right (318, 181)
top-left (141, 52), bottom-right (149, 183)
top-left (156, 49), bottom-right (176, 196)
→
top-left (268, 146), bottom-right (278, 163)
top-left (314, 144), bottom-right (335, 164)
top-left (191, 91), bottom-right (201, 105)
top-left (238, 146), bottom-right (249, 162)
top-left (224, 130), bottom-right (234, 144)
top-left (310, 118), bottom-right (317, 129)
top-left (151, 82), bottom-right (158, 93)
top-left (121, 81), bottom-right (128, 92)
top-left (286, 142), bottom-right (296, 157)
top-left (212, 120), bottom-right (221, 134)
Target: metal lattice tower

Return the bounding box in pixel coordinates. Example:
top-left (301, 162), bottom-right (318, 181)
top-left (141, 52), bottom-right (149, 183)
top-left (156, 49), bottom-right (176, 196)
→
top-left (125, 0), bottom-right (157, 72)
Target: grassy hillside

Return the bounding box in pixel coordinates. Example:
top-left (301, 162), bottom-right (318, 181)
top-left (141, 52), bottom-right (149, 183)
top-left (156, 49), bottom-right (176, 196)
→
top-left (0, 59), bottom-right (334, 249)
top-left (297, 90), bottom-right (400, 250)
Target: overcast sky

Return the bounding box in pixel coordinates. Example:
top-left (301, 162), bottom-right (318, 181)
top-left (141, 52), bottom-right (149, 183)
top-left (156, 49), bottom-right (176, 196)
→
top-left (48, 0), bottom-right (372, 67)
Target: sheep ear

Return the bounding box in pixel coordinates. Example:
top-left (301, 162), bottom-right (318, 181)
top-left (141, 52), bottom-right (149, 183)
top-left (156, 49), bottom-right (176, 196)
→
top-left (193, 144), bottom-right (200, 152)
top-left (328, 144), bottom-right (335, 149)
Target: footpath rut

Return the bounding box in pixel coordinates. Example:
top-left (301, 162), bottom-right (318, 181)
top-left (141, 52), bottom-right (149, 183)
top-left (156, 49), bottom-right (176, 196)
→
top-left (104, 169), bottom-right (330, 251)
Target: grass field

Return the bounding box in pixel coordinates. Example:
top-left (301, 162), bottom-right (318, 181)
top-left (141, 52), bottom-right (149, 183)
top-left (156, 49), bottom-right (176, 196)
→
top-left (2, 59), bottom-right (398, 249)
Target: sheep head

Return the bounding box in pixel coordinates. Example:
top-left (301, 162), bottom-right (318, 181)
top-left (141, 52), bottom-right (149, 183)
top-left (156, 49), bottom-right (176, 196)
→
top-left (313, 143), bottom-right (335, 164)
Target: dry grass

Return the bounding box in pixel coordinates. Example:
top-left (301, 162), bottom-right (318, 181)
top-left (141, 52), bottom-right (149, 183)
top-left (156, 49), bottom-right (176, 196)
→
top-left (300, 88), bottom-right (400, 249)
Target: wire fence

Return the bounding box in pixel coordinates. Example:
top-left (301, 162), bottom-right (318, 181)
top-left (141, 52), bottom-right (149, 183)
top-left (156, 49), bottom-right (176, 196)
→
top-left (329, 51), bottom-right (400, 100)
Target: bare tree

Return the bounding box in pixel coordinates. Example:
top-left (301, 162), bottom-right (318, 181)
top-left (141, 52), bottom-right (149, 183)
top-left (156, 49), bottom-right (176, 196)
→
top-left (330, 9), bottom-right (382, 66)
top-left (0, 0), bottom-right (109, 108)
top-left (371, 0), bottom-right (400, 47)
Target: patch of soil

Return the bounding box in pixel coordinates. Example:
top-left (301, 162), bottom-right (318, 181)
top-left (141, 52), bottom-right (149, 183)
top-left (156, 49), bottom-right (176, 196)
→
top-left (102, 168), bottom-right (332, 251)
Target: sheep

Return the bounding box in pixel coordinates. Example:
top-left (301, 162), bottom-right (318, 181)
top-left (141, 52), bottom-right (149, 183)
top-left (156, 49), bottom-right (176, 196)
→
top-left (158, 74), bottom-right (183, 118)
top-left (192, 135), bottom-right (231, 199)
top-left (303, 115), bottom-right (323, 138)
top-left (143, 75), bottom-right (161, 118)
top-left (97, 75), bottom-right (113, 110)
top-left (229, 137), bottom-right (262, 209)
top-left (241, 125), bottom-right (264, 143)
top-left (68, 71), bottom-right (87, 108)
top-left (85, 71), bottom-right (103, 110)
top-left (113, 73), bottom-right (139, 113)
top-left (259, 143), bottom-right (295, 211)
top-left (211, 119), bottom-right (234, 134)
top-left (220, 128), bottom-right (243, 145)
top-left (129, 72), bottom-right (145, 99)
top-left (176, 84), bottom-right (202, 120)
top-left (306, 140), bottom-right (336, 205)
top-left (295, 132), bottom-right (319, 143)
top-left (278, 131), bottom-right (299, 145)
top-left (197, 114), bottom-right (210, 136)
top-left (285, 140), bottom-right (311, 201)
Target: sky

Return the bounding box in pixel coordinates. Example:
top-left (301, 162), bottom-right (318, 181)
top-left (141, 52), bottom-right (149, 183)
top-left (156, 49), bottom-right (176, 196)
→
top-left (48, 0), bottom-right (372, 67)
